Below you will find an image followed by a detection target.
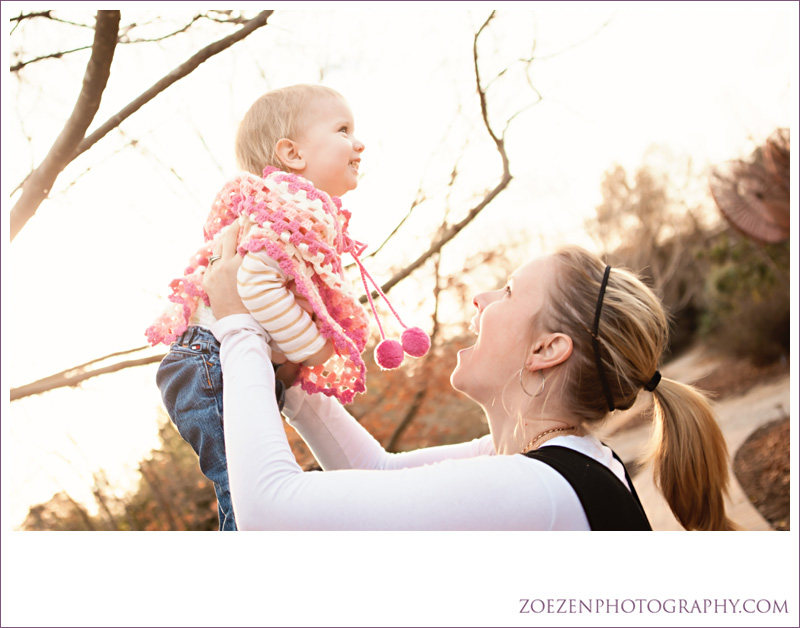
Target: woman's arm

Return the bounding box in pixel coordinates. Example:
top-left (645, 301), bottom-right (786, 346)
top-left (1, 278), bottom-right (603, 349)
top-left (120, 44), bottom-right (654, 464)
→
top-left (214, 315), bottom-right (568, 530)
top-left (203, 226), bottom-right (575, 531)
top-left (282, 387), bottom-right (494, 471)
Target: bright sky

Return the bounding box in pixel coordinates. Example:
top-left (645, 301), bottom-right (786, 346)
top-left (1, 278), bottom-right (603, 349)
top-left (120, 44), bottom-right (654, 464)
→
top-left (2, 2), bottom-right (798, 625)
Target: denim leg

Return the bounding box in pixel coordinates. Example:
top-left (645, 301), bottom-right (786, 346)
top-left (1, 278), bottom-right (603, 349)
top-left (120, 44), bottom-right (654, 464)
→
top-left (156, 327), bottom-right (236, 531)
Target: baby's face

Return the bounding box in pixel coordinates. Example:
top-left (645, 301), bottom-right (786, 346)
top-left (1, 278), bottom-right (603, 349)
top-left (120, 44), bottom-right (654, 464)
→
top-left (292, 95), bottom-right (365, 197)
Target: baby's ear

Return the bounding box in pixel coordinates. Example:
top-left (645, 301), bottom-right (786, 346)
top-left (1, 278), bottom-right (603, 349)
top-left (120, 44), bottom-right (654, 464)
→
top-left (274, 138), bottom-right (304, 172)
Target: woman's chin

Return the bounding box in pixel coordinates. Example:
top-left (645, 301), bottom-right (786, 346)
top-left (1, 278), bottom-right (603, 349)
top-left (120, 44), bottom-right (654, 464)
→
top-left (450, 346), bottom-right (472, 392)
top-left (450, 377), bottom-right (483, 406)
top-left (450, 366), bottom-right (475, 399)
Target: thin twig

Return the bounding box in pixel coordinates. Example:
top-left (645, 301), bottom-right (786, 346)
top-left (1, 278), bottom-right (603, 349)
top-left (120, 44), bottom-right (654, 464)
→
top-left (534, 15), bottom-right (614, 61)
top-left (119, 14), bottom-right (203, 44)
top-left (11, 45), bottom-right (93, 72)
top-left (11, 10), bottom-right (51, 23)
top-left (356, 194), bottom-right (425, 263)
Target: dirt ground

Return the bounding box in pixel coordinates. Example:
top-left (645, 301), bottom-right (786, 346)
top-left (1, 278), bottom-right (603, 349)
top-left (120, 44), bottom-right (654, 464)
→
top-left (614, 351), bottom-right (791, 530)
top-left (695, 356), bottom-right (790, 530)
top-left (733, 416), bottom-right (790, 530)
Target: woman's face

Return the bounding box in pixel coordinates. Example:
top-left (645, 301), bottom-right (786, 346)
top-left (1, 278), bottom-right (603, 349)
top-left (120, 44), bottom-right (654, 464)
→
top-left (451, 255), bottom-right (558, 403)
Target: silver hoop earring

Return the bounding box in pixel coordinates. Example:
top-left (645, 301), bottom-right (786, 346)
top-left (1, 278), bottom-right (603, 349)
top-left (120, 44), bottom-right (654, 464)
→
top-left (519, 368), bottom-right (545, 397)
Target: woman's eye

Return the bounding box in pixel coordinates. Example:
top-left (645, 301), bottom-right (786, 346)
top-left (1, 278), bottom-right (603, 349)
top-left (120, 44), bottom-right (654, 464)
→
top-left (504, 286), bottom-right (511, 297)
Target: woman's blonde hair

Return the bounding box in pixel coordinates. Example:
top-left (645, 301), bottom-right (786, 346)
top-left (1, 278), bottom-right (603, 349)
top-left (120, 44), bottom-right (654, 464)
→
top-left (235, 84), bottom-right (344, 176)
top-left (542, 245), bottom-right (738, 531)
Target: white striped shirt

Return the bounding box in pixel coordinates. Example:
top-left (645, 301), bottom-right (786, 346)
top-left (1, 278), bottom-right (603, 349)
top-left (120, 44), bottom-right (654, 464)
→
top-left (236, 250), bottom-right (325, 363)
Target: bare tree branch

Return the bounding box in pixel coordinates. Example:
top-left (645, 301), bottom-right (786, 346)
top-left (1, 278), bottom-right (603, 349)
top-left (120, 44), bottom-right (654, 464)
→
top-left (386, 251), bottom-right (443, 452)
top-left (10, 11), bottom-right (94, 36)
top-left (532, 14), bottom-right (615, 61)
top-left (9, 10), bottom-right (120, 241)
top-left (73, 10), bottom-right (272, 160)
top-left (357, 192), bottom-right (426, 263)
top-left (11, 14), bottom-right (207, 72)
top-left (203, 11), bottom-right (255, 26)
top-left (10, 352), bottom-right (166, 401)
top-left (348, 110), bottom-right (466, 269)
top-left (359, 11), bottom-right (512, 303)
top-left (118, 14), bottom-right (204, 43)
top-left (11, 45), bottom-right (94, 73)
top-left (10, 10), bottom-right (52, 22)
top-left (10, 10), bottom-right (273, 242)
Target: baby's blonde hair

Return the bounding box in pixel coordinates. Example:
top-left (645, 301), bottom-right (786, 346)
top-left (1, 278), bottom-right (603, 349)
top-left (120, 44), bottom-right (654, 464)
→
top-left (235, 84), bottom-right (344, 176)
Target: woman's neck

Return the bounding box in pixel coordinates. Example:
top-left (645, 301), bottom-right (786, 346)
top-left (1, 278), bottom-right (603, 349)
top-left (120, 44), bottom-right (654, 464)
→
top-left (483, 401), bottom-right (580, 456)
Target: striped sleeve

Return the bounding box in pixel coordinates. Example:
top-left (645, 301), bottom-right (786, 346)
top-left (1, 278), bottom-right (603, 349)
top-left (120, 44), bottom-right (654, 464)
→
top-left (236, 250), bottom-right (325, 363)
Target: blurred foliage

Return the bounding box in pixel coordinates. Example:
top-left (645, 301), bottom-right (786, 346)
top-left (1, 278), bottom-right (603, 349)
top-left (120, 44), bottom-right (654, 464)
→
top-left (586, 149), bottom-right (713, 354)
top-left (697, 233), bottom-right (790, 364)
top-left (22, 412), bottom-right (219, 531)
top-left (586, 145), bottom-right (790, 363)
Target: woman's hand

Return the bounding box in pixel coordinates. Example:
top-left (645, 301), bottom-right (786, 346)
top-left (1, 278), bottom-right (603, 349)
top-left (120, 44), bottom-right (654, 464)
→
top-left (203, 221), bottom-right (248, 319)
top-left (205, 218), bottom-right (289, 364)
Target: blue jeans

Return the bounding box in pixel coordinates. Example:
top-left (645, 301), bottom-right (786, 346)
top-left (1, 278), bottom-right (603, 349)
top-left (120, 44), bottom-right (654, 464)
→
top-left (156, 326), bottom-right (285, 531)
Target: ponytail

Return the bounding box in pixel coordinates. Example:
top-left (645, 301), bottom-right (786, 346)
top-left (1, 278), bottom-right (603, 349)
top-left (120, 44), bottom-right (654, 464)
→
top-left (548, 246), bottom-right (741, 530)
top-left (647, 377), bottom-right (739, 531)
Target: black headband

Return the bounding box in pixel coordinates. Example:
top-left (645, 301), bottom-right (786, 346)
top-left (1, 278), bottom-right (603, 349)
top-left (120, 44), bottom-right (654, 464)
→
top-left (592, 265), bottom-right (615, 412)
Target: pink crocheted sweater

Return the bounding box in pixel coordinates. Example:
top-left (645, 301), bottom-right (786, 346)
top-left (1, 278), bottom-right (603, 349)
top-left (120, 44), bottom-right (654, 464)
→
top-left (146, 167), bottom-right (371, 403)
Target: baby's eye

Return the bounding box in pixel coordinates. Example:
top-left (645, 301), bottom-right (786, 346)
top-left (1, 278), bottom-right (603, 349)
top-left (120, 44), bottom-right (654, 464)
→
top-left (339, 125), bottom-right (349, 133)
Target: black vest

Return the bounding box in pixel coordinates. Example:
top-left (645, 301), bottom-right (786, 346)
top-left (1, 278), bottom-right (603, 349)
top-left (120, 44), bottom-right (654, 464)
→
top-left (523, 445), bottom-right (652, 531)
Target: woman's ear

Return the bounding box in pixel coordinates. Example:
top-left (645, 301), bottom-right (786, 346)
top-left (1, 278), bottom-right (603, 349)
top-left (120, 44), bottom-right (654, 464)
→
top-left (526, 333), bottom-right (573, 371)
top-left (274, 138), bottom-right (305, 172)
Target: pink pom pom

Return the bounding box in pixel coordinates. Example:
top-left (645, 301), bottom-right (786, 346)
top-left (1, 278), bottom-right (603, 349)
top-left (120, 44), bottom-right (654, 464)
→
top-left (375, 339), bottom-right (404, 370)
top-left (401, 327), bottom-right (431, 357)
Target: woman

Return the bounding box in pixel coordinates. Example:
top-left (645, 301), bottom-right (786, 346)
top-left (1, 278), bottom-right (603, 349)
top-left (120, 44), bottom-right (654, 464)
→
top-left (204, 225), bottom-right (738, 531)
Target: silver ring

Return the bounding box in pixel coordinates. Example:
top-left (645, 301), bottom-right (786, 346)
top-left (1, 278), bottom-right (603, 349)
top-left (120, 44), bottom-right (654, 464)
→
top-left (208, 255), bottom-right (222, 265)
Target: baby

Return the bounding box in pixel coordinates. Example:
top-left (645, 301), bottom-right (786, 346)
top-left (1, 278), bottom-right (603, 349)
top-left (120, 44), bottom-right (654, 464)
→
top-left (147, 85), bottom-right (429, 530)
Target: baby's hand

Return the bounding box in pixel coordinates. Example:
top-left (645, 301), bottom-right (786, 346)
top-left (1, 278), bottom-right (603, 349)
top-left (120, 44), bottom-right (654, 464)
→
top-left (269, 343), bottom-right (288, 365)
top-left (302, 339), bottom-right (334, 367)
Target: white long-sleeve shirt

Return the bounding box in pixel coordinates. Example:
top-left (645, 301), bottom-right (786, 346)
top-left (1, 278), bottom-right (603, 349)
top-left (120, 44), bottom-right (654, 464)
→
top-left (214, 314), bottom-right (631, 531)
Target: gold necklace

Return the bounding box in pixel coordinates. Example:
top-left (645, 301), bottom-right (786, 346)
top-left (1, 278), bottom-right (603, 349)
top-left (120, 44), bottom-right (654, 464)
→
top-left (522, 426), bottom-right (578, 453)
